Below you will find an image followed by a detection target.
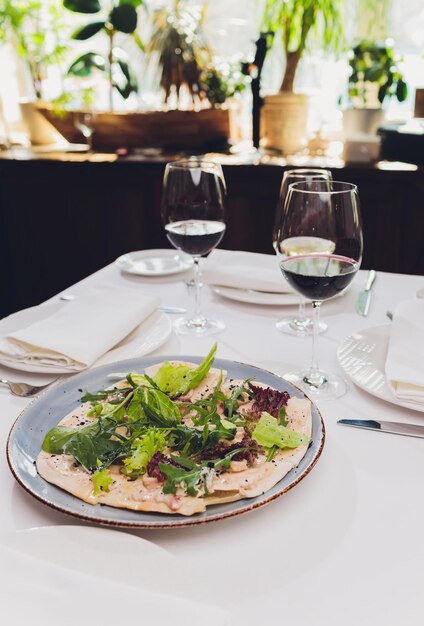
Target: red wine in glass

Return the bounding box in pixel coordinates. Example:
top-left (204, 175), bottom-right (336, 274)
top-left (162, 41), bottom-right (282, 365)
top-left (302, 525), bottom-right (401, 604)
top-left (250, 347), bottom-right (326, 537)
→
top-left (165, 219), bottom-right (226, 256)
top-left (280, 254), bottom-right (359, 300)
top-left (276, 180), bottom-right (363, 399)
top-left (273, 168), bottom-right (333, 337)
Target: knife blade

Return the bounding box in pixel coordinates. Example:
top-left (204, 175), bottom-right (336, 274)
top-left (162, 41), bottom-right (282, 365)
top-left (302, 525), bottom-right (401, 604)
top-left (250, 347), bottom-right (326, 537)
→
top-left (338, 419), bottom-right (424, 439)
top-left (356, 270), bottom-right (376, 316)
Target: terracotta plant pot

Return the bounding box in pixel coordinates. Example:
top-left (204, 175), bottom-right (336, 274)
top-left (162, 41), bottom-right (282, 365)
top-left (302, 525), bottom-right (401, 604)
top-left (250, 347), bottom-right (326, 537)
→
top-left (36, 105), bottom-right (232, 150)
top-left (260, 93), bottom-right (309, 154)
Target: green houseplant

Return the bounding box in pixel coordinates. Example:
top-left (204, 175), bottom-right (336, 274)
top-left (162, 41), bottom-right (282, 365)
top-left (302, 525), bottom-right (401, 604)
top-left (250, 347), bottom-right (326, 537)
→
top-left (38, 0), bottom-right (244, 149)
top-left (63, 0), bottom-right (144, 110)
top-left (347, 40), bottom-right (407, 107)
top-left (0, 0), bottom-right (69, 100)
top-left (0, 0), bottom-right (72, 144)
top-left (343, 40), bottom-right (408, 136)
top-left (259, 0), bottom-right (344, 153)
top-left (148, 0), bottom-right (244, 108)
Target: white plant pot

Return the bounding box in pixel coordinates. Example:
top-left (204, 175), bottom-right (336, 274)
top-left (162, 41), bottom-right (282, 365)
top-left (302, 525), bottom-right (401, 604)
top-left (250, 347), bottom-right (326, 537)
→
top-left (342, 108), bottom-right (385, 138)
top-left (19, 99), bottom-right (65, 145)
top-left (261, 93), bottom-right (309, 154)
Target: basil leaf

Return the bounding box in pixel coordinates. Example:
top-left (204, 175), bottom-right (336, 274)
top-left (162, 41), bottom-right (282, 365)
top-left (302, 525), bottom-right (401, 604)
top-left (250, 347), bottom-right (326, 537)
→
top-left (140, 388), bottom-right (181, 427)
top-left (41, 421), bottom-right (98, 454)
top-left (64, 430), bottom-right (124, 473)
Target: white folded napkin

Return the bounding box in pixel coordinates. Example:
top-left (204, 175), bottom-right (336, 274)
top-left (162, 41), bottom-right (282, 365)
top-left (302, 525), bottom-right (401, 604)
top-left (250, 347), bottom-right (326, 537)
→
top-left (202, 249), bottom-right (295, 293)
top-left (0, 545), bottom-right (231, 626)
top-left (385, 299), bottom-right (424, 405)
top-left (0, 285), bottom-right (158, 372)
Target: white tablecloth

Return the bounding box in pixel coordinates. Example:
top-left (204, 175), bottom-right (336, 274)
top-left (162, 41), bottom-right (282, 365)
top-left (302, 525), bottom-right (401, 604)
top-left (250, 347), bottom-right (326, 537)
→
top-left (1, 258), bottom-right (424, 625)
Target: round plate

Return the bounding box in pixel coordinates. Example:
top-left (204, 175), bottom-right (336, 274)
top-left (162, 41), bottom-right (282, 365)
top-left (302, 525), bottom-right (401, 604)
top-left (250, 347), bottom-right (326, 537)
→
top-left (7, 356), bottom-right (325, 529)
top-left (337, 324), bottom-right (424, 413)
top-left (116, 249), bottom-right (193, 277)
top-left (211, 286), bottom-right (300, 306)
top-left (0, 526), bottom-right (229, 623)
top-left (0, 305), bottom-right (171, 374)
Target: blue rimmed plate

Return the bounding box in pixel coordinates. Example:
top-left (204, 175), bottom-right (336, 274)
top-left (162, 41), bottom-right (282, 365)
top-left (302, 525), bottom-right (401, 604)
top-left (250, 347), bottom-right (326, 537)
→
top-left (7, 356), bottom-right (325, 529)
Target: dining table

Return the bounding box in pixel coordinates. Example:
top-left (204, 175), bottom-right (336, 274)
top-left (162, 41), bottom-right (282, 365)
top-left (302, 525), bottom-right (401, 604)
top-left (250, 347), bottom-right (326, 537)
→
top-left (1, 254), bottom-right (423, 625)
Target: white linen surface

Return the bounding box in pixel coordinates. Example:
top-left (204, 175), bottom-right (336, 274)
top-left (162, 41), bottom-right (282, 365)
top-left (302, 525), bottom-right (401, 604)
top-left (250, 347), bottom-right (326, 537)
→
top-left (202, 249), bottom-right (295, 293)
top-left (0, 286), bottom-right (158, 371)
top-left (385, 299), bottom-right (424, 404)
top-left (0, 545), bottom-right (231, 626)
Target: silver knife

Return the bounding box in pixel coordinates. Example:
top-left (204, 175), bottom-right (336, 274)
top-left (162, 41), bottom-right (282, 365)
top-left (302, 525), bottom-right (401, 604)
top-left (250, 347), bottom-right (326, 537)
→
top-left (356, 270), bottom-right (376, 316)
top-left (338, 419), bottom-right (424, 439)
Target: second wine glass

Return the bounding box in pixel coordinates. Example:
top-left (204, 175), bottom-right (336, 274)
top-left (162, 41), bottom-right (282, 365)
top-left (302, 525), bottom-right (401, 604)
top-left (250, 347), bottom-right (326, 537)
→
top-left (277, 180), bottom-right (363, 399)
top-left (273, 168), bottom-right (333, 337)
top-left (162, 159), bottom-right (226, 336)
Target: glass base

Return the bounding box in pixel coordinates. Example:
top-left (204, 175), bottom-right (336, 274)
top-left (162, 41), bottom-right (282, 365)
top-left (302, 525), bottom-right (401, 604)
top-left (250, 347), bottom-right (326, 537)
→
top-left (276, 317), bottom-right (328, 337)
top-left (173, 315), bottom-right (225, 337)
top-left (284, 369), bottom-right (348, 399)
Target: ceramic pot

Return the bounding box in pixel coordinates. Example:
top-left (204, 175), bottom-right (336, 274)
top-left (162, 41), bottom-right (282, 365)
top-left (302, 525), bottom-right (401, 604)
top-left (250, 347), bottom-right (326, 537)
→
top-left (342, 108), bottom-right (385, 137)
top-left (261, 93), bottom-right (309, 154)
top-left (19, 99), bottom-right (64, 145)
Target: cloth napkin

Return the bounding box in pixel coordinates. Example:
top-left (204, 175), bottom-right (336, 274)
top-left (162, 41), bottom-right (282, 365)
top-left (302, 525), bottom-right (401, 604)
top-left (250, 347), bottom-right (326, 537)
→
top-left (0, 545), bottom-right (231, 626)
top-left (202, 249), bottom-right (295, 293)
top-left (385, 299), bottom-right (424, 405)
top-left (0, 285), bottom-right (158, 372)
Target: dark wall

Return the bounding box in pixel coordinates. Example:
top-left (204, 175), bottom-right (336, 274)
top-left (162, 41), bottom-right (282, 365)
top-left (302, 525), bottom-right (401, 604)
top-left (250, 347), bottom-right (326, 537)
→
top-left (0, 155), bottom-right (423, 318)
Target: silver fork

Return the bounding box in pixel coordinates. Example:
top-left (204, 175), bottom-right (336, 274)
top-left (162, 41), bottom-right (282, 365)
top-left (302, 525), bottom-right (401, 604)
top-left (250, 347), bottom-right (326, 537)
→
top-left (0, 378), bottom-right (58, 397)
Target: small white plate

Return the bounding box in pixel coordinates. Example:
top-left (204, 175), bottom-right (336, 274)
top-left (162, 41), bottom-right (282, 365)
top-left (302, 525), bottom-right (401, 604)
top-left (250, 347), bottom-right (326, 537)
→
top-left (0, 303), bottom-right (171, 374)
top-left (0, 526), bottom-right (229, 625)
top-left (116, 249), bottom-right (193, 277)
top-left (211, 285), bottom-right (300, 306)
top-left (337, 324), bottom-right (424, 413)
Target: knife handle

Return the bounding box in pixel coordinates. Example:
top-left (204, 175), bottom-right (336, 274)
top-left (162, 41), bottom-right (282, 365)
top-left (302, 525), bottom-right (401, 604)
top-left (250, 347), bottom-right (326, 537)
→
top-left (365, 270), bottom-right (376, 291)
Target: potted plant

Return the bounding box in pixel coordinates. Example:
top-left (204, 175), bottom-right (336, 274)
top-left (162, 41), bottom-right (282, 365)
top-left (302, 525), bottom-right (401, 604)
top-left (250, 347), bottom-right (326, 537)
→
top-left (37, 0), bottom-right (147, 147)
top-left (36, 0), bottom-right (245, 149)
top-left (0, 0), bottom-right (69, 100)
top-left (343, 40), bottom-right (408, 136)
top-left (260, 0), bottom-right (343, 154)
top-left (62, 0), bottom-right (144, 110)
top-left (139, 0), bottom-right (245, 148)
top-left (0, 0), bottom-right (71, 143)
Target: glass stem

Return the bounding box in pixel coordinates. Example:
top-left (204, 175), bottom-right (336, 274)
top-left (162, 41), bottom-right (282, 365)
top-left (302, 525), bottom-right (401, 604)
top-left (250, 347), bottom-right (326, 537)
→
top-left (87, 132), bottom-right (93, 152)
top-left (304, 300), bottom-right (326, 388)
top-left (298, 297), bottom-right (306, 321)
top-left (189, 257), bottom-right (206, 327)
top-left (193, 258), bottom-right (201, 316)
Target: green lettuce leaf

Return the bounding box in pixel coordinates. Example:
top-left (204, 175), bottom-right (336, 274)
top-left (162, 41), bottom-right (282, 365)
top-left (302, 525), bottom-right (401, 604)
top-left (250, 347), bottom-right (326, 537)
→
top-left (92, 466), bottom-right (114, 496)
top-left (153, 343), bottom-right (217, 397)
top-left (122, 428), bottom-right (167, 478)
top-left (252, 412), bottom-right (309, 450)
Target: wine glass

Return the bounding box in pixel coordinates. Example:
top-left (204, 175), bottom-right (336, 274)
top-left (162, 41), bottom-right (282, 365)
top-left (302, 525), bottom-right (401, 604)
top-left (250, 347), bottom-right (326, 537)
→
top-left (277, 180), bottom-right (363, 398)
top-left (74, 111), bottom-right (96, 151)
top-left (273, 168), bottom-right (333, 336)
top-left (161, 159), bottom-right (226, 336)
